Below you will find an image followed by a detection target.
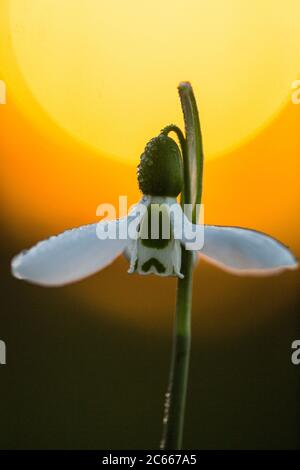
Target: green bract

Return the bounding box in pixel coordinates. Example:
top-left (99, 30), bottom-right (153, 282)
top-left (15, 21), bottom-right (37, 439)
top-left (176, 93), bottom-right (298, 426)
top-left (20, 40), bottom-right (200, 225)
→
top-left (137, 133), bottom-right (183, 197)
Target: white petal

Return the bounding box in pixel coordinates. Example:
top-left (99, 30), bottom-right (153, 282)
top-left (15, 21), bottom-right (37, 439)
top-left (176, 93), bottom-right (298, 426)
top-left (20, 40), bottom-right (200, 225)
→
top-left (11, 219), bottom-right (129, 286)
top-left (197, 225), bottom-right (298, 275)
top-left (125, 196), bottom-right (183, 278)
top-left (129, 238), bottom-right (183, 278)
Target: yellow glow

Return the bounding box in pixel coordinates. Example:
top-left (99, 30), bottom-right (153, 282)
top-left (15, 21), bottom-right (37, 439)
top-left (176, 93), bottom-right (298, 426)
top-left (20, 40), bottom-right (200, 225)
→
top-left (6, 0), bottom-right (300, 163)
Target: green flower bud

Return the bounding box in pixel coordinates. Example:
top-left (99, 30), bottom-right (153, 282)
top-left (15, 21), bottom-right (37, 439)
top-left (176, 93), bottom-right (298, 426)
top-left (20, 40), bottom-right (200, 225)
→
top-left (137, 133), bottom-right (183, 197)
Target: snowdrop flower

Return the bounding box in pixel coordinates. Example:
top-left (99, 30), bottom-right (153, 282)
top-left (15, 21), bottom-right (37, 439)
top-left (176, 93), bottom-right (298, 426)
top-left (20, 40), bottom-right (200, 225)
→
top-left (11, 133), bottom-right (297, 287)
top-left (11, 81), bottom-right (298, 452)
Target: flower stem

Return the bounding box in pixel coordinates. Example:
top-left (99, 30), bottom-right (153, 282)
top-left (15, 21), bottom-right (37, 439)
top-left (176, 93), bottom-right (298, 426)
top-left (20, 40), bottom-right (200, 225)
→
top-left (160, 249), bottom-right (193, 449)
top-left (160, 82), bottom-right (203, 450)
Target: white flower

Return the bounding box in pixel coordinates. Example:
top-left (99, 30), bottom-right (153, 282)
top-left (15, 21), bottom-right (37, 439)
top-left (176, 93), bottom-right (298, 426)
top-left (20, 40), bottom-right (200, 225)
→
top-left (11, 194), bottom-right (297, 287)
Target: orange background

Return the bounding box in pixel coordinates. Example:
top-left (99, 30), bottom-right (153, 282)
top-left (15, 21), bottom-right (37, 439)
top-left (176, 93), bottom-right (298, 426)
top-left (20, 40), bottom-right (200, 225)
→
top-left (1, 0), bottom-right (299, 336)
top-left (1, 0), bottom-right (300, 451)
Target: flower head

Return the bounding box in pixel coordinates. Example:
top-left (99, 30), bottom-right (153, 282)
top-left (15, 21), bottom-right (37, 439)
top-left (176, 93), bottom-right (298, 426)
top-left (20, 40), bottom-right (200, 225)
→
top-left (11, 130), bottom-right (297, 286)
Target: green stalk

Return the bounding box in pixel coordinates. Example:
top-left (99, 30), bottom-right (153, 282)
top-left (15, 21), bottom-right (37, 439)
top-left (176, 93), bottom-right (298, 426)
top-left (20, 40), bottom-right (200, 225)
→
top-left (160, 82), bottom-right (204, 450)
top-left (160, 248), bottom-right (193, 450)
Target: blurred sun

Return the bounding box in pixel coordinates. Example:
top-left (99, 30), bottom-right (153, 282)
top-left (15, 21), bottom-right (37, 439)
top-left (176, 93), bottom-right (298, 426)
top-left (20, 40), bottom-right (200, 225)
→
top-left (2, 0), bottom-right (300, 163)
top-left (1, 0), bottom-right (299, 333)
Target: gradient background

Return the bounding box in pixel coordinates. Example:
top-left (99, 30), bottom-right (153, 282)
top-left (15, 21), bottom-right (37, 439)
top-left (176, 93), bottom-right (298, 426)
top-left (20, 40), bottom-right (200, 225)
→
top-left (0, 0), bottom-right (299, 449)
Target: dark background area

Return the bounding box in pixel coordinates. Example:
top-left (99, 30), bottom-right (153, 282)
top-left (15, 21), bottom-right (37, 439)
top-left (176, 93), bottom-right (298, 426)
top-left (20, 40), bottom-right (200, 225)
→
top-left (1, 230), bottom-right (299, 450)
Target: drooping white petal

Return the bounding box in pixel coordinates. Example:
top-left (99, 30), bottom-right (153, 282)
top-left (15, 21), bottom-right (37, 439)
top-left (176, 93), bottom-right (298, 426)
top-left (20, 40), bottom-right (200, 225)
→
top-left (186, 225), bottom-right (298, 275)
top-left (11, 219), bottom-right (130, 286)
